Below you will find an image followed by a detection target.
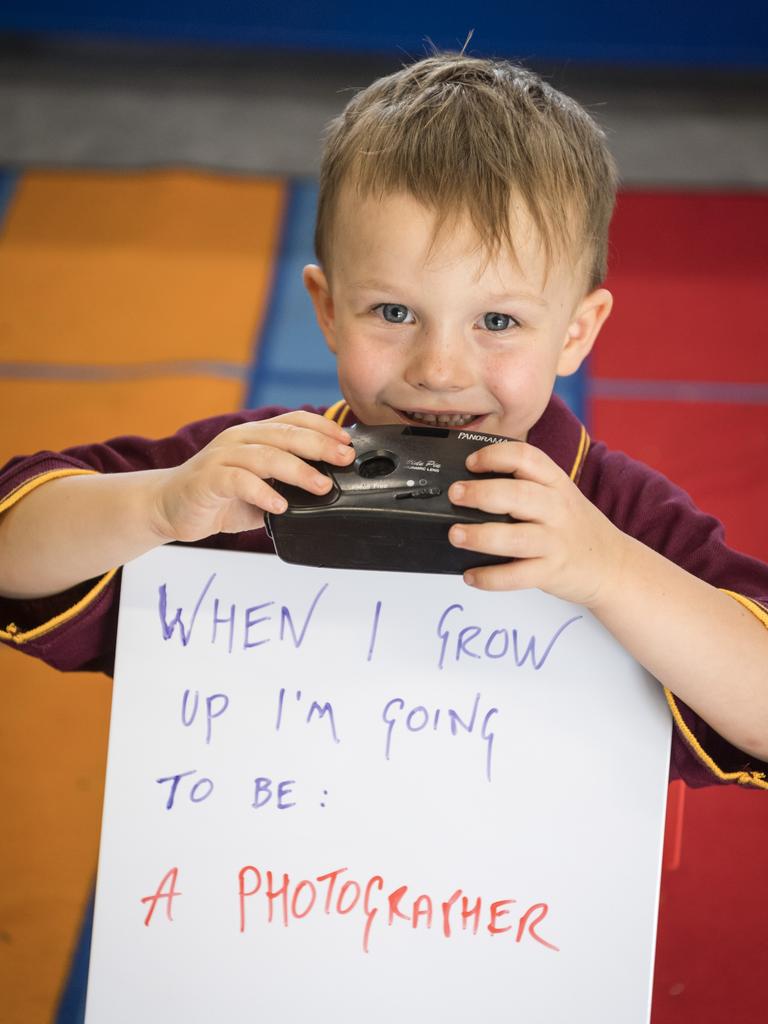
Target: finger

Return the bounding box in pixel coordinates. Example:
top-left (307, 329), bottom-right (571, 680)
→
top-left (221, 410), bottom-right (352, 447)
top-left (466, 440), bottom-right (564, 486)
top-left (225, 446), bottom-right (337, 497)
top-left (449, 521), bottom-right (548, 560)
top-left (464, 558), bottom-right (547, 592)
top-left (210, 466), bottom-right (292, 515)
top-left (224, 421), bottom-right (355, 467)
top-left (271, 409), bottom-right (352, 442)
top-left (448, 477), bottom-right (554, 521)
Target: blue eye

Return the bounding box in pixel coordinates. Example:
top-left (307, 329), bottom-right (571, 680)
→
top-left (376, 303), bottom-right (413, 324)
top-left (483, 312), bottom-right (515, 331)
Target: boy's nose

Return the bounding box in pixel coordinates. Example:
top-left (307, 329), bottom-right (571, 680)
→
top-left (404, 329), bottom-right (474, 393)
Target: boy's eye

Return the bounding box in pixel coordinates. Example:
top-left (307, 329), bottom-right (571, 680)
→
top-left (374, 303), bottom-right (414, 324)
top-left (482, 312), bottom-right (516, 332)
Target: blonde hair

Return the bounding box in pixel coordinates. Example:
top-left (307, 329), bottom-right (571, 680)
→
top-left (315, 53), bottom-right (619, 291)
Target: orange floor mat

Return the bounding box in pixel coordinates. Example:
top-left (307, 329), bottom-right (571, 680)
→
top-left (0, 646), bottom-right (112, 1023)
top-left (0, 171), bottom-right (284, 367)
top-left (0, 377), bottom-right (245, 460)
top-left (0, 169), bottom-right (285, 1024)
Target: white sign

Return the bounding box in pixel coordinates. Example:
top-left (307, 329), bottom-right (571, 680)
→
top-left (85, 545), bottom-right (671, 1024)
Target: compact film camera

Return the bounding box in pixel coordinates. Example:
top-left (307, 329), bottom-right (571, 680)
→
top-left (264, 423), bottom-right (518, 574)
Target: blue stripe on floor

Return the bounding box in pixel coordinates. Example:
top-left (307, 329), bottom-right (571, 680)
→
top-left (54, 886), bottom-right (94, 1024)
top-left (246, 179), bottom-right (340, 411)
top-left (0, 169), bottom-right (19, 232)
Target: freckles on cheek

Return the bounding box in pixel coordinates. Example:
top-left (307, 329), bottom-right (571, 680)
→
top-left (490, 360), bottom-right (554, 421)
top-left (336, 344), bottom-right (387, 404)
top-left (341, 344), bottom-right (377, 379)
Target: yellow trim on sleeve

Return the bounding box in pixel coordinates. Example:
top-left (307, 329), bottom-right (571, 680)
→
top-left (664, 590), bottom-right (768, 790)
top-left (0, 567), bottom-right (119, 646)
top-left (721, 589), bottom-right (768, 628)
top-left (569, 425), bottom-right (590, 482)
top-left (0, 467), bottom-right (97, 516)
top-left (664, 688), bottom-right (768, 790)
top-left (0, 467), bottom-right (119, 647)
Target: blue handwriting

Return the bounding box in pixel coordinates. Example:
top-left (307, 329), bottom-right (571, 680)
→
top-left (156, 577), bottom-right (328, 653)
top-left (436, 603), bottom-right (582, 671)
top-left (382, 692), bottom-right (498, 782)
top-left (180, 689), bottom-right (229, 744)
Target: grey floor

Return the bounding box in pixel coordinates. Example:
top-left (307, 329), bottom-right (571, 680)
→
top-left (0, 37), bottom-right (767, 185)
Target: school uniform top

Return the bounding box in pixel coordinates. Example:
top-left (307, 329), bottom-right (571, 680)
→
top-left (1, 395), bottom-right (767, 791)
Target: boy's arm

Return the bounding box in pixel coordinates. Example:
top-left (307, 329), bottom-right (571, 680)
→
top-left (0, 411), bottom-right (355, 600)
top-left (447, 441), bottom-right (768, 768)
top-left (0, 469), bottom-right (176, 599)
top-left (583, 536), bottom-right (768, 763)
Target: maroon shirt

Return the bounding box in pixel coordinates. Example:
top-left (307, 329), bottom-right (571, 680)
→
top-left (1, 396), bottom-right (767, 790)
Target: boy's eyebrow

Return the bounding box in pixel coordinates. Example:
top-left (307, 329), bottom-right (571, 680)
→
top-left (485, 290), bottom-right (549, 308)
top-left (351, 279), bottom-right (549, 308)
top-left (350, 279), bottom-right (405, 293)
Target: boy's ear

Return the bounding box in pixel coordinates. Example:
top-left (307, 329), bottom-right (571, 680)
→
top-left (557, 287), bottom-right (613, 377)
top-left (302, 264), bottom-right (338, 354)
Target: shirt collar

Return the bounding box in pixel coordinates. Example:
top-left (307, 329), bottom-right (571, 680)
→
top-left (527, 394), bottom-right (590, 483)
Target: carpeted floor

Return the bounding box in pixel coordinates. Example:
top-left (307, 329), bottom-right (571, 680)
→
top-left (0, 171), bottom-right (766, 1023)
top-left (0, 168), bottom-right (287, 1022)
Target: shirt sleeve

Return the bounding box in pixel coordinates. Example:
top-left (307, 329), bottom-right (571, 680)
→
top-left (582, 442), bottom-right (768, 790)
top-left (0, 405), bottom-right (305, 674)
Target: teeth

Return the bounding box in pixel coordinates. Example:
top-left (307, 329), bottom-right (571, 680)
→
top-left (409, 411), bottom-right (476, 427)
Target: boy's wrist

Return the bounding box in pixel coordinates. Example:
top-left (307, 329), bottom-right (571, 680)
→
top-left (581, 523), bottom-right (633, 615)
top-left (143, 467), bottom-right (179, 544)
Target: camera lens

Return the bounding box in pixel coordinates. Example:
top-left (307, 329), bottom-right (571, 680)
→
top-left (358, 451), bottom-right (397, 478)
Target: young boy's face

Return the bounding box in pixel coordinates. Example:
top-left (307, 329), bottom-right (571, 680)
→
top-left (304, 189), bottom-right (612, 440)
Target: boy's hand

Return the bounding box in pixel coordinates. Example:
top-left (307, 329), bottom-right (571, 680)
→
top-left (447, 442), bottom-right (626, 608)
top-left (151, 411), bottom-right (355, 543)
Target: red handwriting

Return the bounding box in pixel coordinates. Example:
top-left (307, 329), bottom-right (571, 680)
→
top-left (140, 866), bottom-right (182, 926)
top-left (237, 865), bottom-right (559, 954)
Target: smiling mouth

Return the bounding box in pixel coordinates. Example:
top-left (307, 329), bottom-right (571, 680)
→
top-left (396, 409), bottom-right (486, 428)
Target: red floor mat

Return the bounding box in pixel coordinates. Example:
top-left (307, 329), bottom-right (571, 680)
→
top-left (592, 191), bottom-right (768, 1024)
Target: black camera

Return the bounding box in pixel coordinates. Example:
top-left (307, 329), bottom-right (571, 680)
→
top-left (264, 424), bottom-right (518, 574)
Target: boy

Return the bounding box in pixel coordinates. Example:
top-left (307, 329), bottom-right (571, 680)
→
top-left (0, 53), bottom-right (767, 788)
